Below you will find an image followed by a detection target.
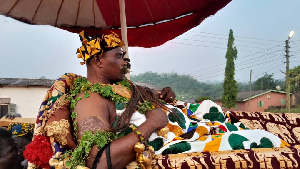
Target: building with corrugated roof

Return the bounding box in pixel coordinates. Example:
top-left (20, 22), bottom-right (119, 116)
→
top-left (0, 78), bottom-right (54, 118)
top-left (214, 90), bottom-right (295, 112)
top-left (0, 78), bottom-right (162, 118)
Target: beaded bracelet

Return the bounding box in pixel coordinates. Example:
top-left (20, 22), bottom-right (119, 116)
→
top-left (131, 125), bottom-right (145, 141)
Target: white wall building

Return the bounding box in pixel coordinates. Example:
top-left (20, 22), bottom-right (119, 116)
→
top-left (0, 78), bottom-right (55, 118)
top-left (0, 78), bottom-right (162, 118)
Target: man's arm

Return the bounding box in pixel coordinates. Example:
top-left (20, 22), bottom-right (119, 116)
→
top-left (75, 92), bottom-right (168, 169)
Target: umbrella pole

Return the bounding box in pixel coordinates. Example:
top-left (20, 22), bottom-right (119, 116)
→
top-left (119, 0), bottom-right (130, 79)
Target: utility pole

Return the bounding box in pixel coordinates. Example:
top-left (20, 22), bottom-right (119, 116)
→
top-left (285, 39), bottom-right (290, 113)
top-left (261, 78), bottom-right (263, 90)
top-left (247, 70), bottom-right (252, 111)
top-left (285, 31), bottom-right (295, 113)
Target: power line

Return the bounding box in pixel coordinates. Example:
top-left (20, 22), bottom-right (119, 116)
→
top-left (290, 45), bottom-right (300, 49)
top-left (188, 43), bottom-right (284, 76)
top-left (191, 53), bottom-right (284, 78)
top-left (194, 56), bottom-right (285, 80)
top-left (185, 31), bottom-right (283, 43)
top-left (190, 48), bottom-right (284, 76)
top-left (252, 58), bottom-right (281, 79)
top-left (186, 35), bottom-right (279, 46)
top-left (174, 38), bottom-right (269, 50)
top-left (193, 55), bottom-right (284, 79)
top-left (252, 63), bottom-right (285, 79)
top-left (290, 49), bottom-right (300, 53)
top-left (170, 41), bottom-right (227, 50)
top-left (170, 42), bottom-right (253, 52)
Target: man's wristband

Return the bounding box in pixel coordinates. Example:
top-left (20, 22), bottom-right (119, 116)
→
top-left (130, 124), bottom-right (145, 141)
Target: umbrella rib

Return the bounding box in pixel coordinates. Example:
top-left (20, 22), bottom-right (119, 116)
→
top-left (183, 0), bottom-right (192, 9)
top-left (32, 0), bottom-right (43, 22)
top-left (93, 0), bottom-right (95, 27)
top-left (55, 0), bottom-right (65, 26)
top-left (164, 0), bottom-right (173, 17)
top-left (75, 0), bottom-right (82, 26)
top-left (110, 0), bottom-right (118, 27)
top-left (7, 0), bottom-right (20, 15)
top-left (144, 0), bottom-right (154, 23)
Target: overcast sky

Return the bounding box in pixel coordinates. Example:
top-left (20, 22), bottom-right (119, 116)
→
top-left (0, 0), bottom-right (300, 83)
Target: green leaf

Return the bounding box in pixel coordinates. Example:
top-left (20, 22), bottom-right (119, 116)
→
top-left (65, 161), bottom-right (71, 167)
top-left (84, 92), bottom-right (90, 99)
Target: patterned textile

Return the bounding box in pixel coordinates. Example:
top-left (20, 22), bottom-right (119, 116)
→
top-left (126, 145), bottom-right (300, 169)
top-left (128, 102), bottom-right (288, 155)
top-left (26, 73), bottom-right (290, 168)
top-left (230, 111), bottom-right (300, 146)
top-left (27, 73), bottom-right (80, 168)
top-left (7, 122), bottom-right (34, 137)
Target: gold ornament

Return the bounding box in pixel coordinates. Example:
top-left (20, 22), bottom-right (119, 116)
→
top-left (148, 146), bottom-right (155, 158)
top-left (137, 151), bottom-right (152, 169)
top-left (134, 142), bottom-right (146, 153)
top-left (157, 126), bottom-right (169, 139)
top-left (111, 84), bottom-right (131, 98)
top-left (134, 143), bottom-right (155, 169)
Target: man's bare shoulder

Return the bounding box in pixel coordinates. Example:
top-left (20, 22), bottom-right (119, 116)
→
top-left (75, 92), bottom-right (110, 120)
top-left (75, 92), bottom-right (111, 138)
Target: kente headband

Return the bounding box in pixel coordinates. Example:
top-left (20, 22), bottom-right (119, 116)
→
top-left (76, 31), bottom-right (125, 65)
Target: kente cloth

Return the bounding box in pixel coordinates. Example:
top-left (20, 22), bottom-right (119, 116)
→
top-left (27, 73), bottom-right (81, 169)
top-left (26, 73), bottom-right (289, 169)
top-left (123, 101), bottom-right (288, 155)
top-left (230, 111), bottom-right (300, 146)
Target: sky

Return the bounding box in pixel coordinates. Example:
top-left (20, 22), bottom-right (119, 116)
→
top-left (0, 0), bottom-right (300, 83)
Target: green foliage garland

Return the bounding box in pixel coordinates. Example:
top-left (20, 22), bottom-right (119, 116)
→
top-left (68, 77), bottom-right (154, 137)
top-left (65, 131), bottom-right (122, 168)
top-left (65, 77), bottom-right (156, 168)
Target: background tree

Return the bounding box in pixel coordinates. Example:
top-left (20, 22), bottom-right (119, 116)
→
top-left (289, 65), bottom-right (300, 92)
top-left (131, 71), bottom-right (285, 102)
top-left (253, 73), bottom-right (276, 90)
top-left (131, 72), bottom-right (223, 100)
top-left (222, 29), bottom-right (238, 109)
top-left (195, 96), bottom-right (212, 103)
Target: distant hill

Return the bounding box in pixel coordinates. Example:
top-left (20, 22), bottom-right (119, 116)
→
top-left (131, 72), bottom-right (224, 101)
top-left (131, 72), bottom-right (286, 101)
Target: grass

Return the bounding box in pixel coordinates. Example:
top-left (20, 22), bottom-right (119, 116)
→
top-left (266, 107), bottom-right (300, 113)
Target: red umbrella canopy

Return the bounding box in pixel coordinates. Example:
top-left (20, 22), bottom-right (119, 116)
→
top-left (0, 0), bottom-right (231, 48)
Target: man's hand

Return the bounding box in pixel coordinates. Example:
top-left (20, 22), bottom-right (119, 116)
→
top-left (160, 87), bottom-right (176, 103)
top-left (145, 108), bottom-right (168, 130)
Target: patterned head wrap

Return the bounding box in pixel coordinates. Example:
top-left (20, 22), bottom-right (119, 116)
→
top-left (76, 31), bottom-right (125, 65)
